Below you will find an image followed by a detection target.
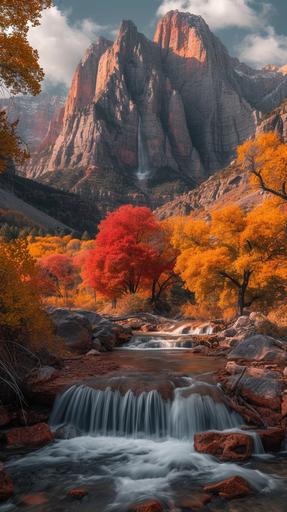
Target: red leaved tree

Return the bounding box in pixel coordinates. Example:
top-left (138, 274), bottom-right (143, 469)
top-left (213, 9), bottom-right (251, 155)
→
top-left (38, 253), bottom-right (77, 305)
top-left (81, 205), bottom-right (176, 304)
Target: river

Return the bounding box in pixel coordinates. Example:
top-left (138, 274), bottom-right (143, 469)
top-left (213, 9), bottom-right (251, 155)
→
top-left (1, 345), bottom-right (287, 511)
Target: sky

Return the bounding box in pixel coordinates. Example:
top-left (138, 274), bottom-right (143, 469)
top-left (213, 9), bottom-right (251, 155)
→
top-left (27, 0), bottom-right (287, 94)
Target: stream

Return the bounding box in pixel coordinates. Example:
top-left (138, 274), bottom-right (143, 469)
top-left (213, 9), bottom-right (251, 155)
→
top-left (1, 337), bottom-right (287, 511)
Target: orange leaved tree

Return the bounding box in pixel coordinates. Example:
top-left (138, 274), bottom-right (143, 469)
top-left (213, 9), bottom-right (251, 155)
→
top-left (237, 132), bottom-right (287, 201)
top-left (172, 201), bottom-right (287, 316)
top-left (0, 238), bottom-right (53, 403)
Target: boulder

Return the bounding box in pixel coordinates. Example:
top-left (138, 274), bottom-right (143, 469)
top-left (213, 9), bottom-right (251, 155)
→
top-left (204, 475), bottom-right (252, 500)
top-left (6, 423), bottom-right (54, 448)
top-left (282, 392), bottom-right (287, 417)
top-left (0, 464), bottom-right (13, 502)
top-left (93, 327), bottom-right (117, 351)
top-left (177, 493), bottom-right (211, 510)
top-left (255, 428), bottom-right (285, 452)
top-left (228, 334), bottom-right (287, 363)
top-left (49, 309), bottom-right (93, 353)
top-left (127, 500), bottom-right (164, 512)
top-left (225, 374), bottom-right (283, 410)
top-left (20, 493), bottom-right (48, 506)
top-left (68, 488), bottom-right (88, 500)
top-left (194, 432), bottom-right (253, 461)
top-left (85, 349), bottom-right (101, 357)
top-left (233, 316), bottom-right (252, 330)
top-left (27, 366), bottom-right (59, 385)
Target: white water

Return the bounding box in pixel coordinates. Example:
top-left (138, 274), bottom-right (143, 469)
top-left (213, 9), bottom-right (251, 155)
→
top-left (136, 117), bottom-right (150, 180)
top-left (49, 382), bottom-right (243, 438)
top-left (3, 352), bottom-right (283, 511)
top-left (126, 335), bottom-right (194, 349)
top-left (171, 323), bottom-right (214, 335)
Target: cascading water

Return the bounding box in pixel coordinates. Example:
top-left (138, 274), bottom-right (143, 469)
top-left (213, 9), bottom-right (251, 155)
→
top-left (50, 382), bottom-right (243, 438)
top-left (136, 116), bottom-right (150, 180)
top-left (5, 352), bottom-right (281, 512)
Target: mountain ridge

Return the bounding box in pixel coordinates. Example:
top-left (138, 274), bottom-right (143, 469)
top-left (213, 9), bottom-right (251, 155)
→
top-left (15, 10), bottom-right (287, 212)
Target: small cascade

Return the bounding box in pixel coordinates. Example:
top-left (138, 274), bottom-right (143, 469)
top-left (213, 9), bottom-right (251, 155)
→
top-left (136, 116), bottom-right (150, 180)
top-left (126, 334), bottom-right (193, 349)
top-left (171, 323), bottom-right (214, 335)
top-left (50, 383), bottom-right (243, 439)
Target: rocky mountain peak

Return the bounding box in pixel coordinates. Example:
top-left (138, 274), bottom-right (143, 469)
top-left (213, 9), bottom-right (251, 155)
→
top-left (22, 11), bottom-right (287, 213)
top-left (154, 10), bottom-right (214, 60)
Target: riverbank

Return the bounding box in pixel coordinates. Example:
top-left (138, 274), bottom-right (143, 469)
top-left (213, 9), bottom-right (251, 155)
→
top-left (0, 309), bottom-right (287, 511)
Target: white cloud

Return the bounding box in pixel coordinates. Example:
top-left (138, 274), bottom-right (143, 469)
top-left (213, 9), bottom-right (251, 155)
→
top-left (28, 6), bottom-right (109, 87)
top-left (157, 0), bottom-right (269, 30)
top-left (238, 27), bottom-right (287, 68)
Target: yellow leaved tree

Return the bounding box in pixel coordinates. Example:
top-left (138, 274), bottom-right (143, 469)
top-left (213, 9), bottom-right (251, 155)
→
top-left (172, 201), bottom-right (287, 317)
top-left (237, 132), bottom-right (287, 201)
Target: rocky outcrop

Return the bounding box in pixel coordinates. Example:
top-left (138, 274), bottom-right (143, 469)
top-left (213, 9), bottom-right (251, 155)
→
top-left (155, 162), bottom-right (265, 219)
top-left (49, 308), bottom-right (132, 353)
top-left (257, 100), bottom-right (287, 142)
top-left (204, 475), bottom-right (252, 500)
top-left (194, 431), bottom-right (253, 461)
top-left (5, 423), bottom-right (54, 448)
top-left (23, 11), bottom-right (287, 212)
top-left (0, 94), bottom-right (65, 149)
top-left (228, 334), bottom-right (287, 364)
top-left (127, 500), bottom-right (164, 512)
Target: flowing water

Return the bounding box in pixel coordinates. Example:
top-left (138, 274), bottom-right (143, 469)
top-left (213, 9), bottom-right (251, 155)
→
top-left (136, 117), bottom-right (150, 181)
top-left (2, 349), bottom-right (287, 511)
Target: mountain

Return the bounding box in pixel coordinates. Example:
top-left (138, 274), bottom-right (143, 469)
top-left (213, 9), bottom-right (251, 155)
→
top-left (0, 93), bottom-right (65, 149)
top-left (21, 11), bottom-right (287, 211)
top-left (257, 100), bottom-right (287, 141)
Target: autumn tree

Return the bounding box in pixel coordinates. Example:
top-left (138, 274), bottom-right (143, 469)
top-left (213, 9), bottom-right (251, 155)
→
top-left (0, 239), bottom-right (53, 402)
top-left (172, 201), bottom-right (287, 316)
top-left (0, 0), bottom-right (52, 171)
top-left (81, 205), bottom-right (176, 305)
top-left (38, 253), bottom-right (77, 304)
top-left (237, 132), bottom-right (287, 201)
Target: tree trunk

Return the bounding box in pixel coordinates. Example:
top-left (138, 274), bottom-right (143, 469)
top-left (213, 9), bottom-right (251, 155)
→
top-left (237, 270), bottom-right (252, 316)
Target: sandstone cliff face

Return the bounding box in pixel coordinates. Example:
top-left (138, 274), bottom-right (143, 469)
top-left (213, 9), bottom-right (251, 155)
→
top-left (23, 10), bottom-right (287, 208)
top-left (0, 94), bottom-right (65, 149)
top-left (257, 100), bottom-right (287, 142)
top-left (155, 163), bottom-right (266, 220)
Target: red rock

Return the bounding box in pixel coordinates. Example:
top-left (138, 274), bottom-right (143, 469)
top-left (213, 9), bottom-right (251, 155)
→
top-left (20, 493), bottom-right (48, 506)
top-left (204, 476), bottom-right (252, 500)
top-left (178, 493), bottom-right (211, 509)
top-left (0, 406), bottom-right (12, 427)
top-left (255, 428), bottom-right (285, 452)
top-left (6, 423), bottom-right (54, 448)
top-left (282, 392), bottom-right (287, 418)
top-left (128, 500), bottom-right (164, 512)
top-left (194, 432), bottom-right (253, 461)
top-left (68, 488), bottom-right (88, 500)
top-left (0, 464), bottom-right (13, 502)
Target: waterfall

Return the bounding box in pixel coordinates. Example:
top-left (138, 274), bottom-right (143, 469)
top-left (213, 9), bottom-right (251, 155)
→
top-left (50, 384), bottom-right (243, 439)
top-left (136, 116), bottom-right (150, 180)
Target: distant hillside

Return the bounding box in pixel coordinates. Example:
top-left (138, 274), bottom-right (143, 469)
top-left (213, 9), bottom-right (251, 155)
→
top-left (155, 163), bottom-right (266, 220)
top-left (0, 173), bottom-right (101, 235)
